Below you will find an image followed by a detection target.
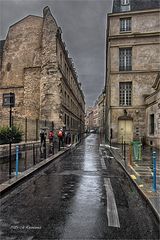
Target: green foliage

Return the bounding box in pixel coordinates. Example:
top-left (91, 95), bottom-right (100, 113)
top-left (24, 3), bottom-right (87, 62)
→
top-left (0, 126), bottom-right (23, 144)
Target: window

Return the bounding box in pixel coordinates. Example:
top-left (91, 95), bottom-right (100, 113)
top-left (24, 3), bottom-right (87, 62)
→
top-left (121, 0), bottom-right (130, 11)
top-left (64, 114), bottom-right (67, 125)
top-left (120, 18), bottom-right (131, 32)
top-left (150, 114), bottom-right (154, 135)
top-left (119, 82), bottom-right (132, 106)
top-left (67, 115), bottom-right (69, 127)
top-left (119, 48), bottom-right (132, 71)
top-left (121, 0), bottom-right (129, 5)
top-left (3, 93), bottom-right (15, 107)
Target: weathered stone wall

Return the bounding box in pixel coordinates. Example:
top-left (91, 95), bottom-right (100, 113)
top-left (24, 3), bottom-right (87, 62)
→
top-left (0, 16), bottom-right (43, 87)
top-left (40, 7), bottom-right (62, 130)
top-left (145, 88), bottom-right (160, 148)
top-left (109, 10), bottom-right (160, 36)
top-left (0, 7), bottom-right (85, 138)
top-left (24, 67), bottom-right (41, 119)
top-left (0, 87), bottom-right (24, 123)
top-left (110, 44), bottom-right (160, 72)
top-left (110, 107), bottom-right (146, 142)
top-left (0, 15), bottom-right (43, 123)
top-left (110, 73), bottom-right (157, 106)
top-left (106, 7), bottom-right (160, 144)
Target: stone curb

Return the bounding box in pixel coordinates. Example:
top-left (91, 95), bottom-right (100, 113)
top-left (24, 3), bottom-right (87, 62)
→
top-left (0, 143), bottom-right (79, 198)
top-left (108, 147), bottom-right (160, 224)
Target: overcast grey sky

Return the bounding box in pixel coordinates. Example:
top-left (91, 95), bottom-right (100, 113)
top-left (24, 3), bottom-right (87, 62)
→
top-left (0, 0), bottom-right (113, 107)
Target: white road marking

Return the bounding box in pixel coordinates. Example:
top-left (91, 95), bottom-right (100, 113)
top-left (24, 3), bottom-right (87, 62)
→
top-left (104, 178), bottom-right (120, 228)
top-left (105, 154), bottom-right (114, 159)
top-left (105, 144), bottom-right (120, 150)
top-left (101, 157), bottom-right (107, 170)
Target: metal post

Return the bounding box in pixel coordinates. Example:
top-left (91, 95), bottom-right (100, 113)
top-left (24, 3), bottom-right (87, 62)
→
top-left (9, 105), bottom-right (12, 128)
top-left (152, 151), bottom-right (156, 192)
top-left (9, 105), bottom-right (12, 178)
top-left (58, 138), bottom-right (61, 151)
top-left (25, 117), bottom-right (27, 142)
top-left (44, 138), bottom-right (46, 159)
top-left (16, 145), bottom-right (19, 177)
top-left (36, 119), bottom-right (39, 141)
top-left (9, 142), bottom-right (12, 177)
top-left (122, 136), bottom-right (123, 156)
top-left (129, 144), bottom-right (132, 166)
top-left (52, 142), bottom-right (54, 155)
top-left (124, 141), bottom-right (126, 167)
top-left (33, 144), bottom-right (36, 165)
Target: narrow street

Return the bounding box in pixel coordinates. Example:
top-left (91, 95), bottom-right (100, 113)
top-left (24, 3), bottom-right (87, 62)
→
top-left (0, 135), bottom-right (159, 240)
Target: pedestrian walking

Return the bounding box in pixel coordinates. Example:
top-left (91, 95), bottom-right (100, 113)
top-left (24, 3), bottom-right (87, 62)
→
top-left (58, 128), bottom-right (64, 150)
top-left (65, 130), bottom-right (71, 146)
top-left (40, 129), bottom-right (47, 156)
top-left (40, 129), bottom-right (45, 146)
top-left (49, 130), bottom-right (54, 144)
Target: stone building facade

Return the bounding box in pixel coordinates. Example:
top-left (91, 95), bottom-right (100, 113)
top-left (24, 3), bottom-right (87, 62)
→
top-left (145, 74), bottom-right (160, 148)
top-left (0, 7), bottom-right (85, 139)
top-left (85, 107), bottom-right (93, 132)
top-left (105, 0), bottom-right (160, 147)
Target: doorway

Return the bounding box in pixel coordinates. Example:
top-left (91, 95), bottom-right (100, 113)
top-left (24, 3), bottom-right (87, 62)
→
top-left (118, 120), bottom-right (133, 143)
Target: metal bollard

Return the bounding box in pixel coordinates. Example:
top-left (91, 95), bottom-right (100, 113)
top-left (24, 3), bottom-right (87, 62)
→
top-left (129, 143), bottom-right (132, 166)
top-left (33, 144), bottom-right (36, 165)
top-left (16, 145), bottom-right (19, 177)
top-left (152, 151), bottom-right (156, 192)
top-left (44, 140), bottom-right (47, 159)
top-left (124, 141), bottom-right (126, 168)
top-left (58, 138), bottom-right (61, 151)
top-left (122, 136), bottom-right (123, 155)
top-left (52, 142), bottom-right (54, 155)
top-left (139, 143), bottom-right (142, 161)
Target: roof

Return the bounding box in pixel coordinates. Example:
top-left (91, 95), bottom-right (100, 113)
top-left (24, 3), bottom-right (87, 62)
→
top-left (112, 0), bottom-right (160, 13)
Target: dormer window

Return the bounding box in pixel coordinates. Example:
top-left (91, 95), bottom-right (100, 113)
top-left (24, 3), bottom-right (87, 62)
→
top-left (121, 0), bottom-right (130, 5)
top-left (121, 0), bottom-right (130, 11)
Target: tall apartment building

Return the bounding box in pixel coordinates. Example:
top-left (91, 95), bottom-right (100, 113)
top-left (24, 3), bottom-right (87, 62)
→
top-left (105, 0), bottom-right (160, 147)
top-left (0, 7), bottom-right (85, 137)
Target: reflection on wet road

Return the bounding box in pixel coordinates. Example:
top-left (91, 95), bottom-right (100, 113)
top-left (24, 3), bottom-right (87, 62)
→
top-left (0, 134), bottom-right (159, 239)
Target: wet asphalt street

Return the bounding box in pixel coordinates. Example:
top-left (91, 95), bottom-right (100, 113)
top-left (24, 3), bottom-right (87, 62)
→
top-left (0, 134), bottom-right (159, 240)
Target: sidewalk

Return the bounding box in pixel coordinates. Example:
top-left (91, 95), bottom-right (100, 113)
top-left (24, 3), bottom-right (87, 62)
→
top-left (105, 142), bottom-right (160, 220)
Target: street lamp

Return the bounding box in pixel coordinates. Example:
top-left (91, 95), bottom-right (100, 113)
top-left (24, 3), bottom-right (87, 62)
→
top-left (3, 92), bottom-right (15, 177)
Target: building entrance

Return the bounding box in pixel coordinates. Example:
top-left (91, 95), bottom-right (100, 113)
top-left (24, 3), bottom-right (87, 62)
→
top-left (118, 120), bottom-right (133, 143)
